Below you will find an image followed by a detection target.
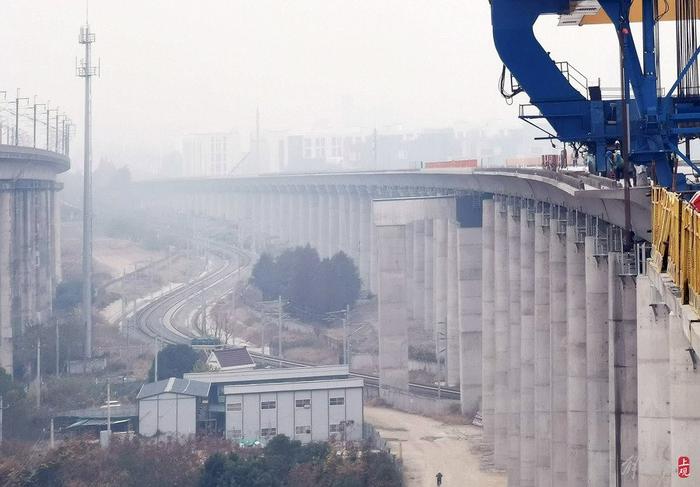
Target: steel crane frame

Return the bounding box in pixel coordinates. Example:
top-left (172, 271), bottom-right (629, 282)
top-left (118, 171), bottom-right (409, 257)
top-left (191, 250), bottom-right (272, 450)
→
top-left (490, 0), bottom-right (700, 190)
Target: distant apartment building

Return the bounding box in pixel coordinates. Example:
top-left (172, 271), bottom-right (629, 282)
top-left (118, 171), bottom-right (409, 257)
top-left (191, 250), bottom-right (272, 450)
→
top-left (277, 126), bottom-right (544, 172)
top-left (181, 132), bottom-right (242, 177)
top-left (178, 125), bottom-right (546, 176)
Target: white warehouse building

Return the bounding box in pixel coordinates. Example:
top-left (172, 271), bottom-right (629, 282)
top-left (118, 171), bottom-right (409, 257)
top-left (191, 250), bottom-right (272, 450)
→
top-left (137, 378), bottom-right (211, 438)
top-left (184, 365), bottom-right (364, 444)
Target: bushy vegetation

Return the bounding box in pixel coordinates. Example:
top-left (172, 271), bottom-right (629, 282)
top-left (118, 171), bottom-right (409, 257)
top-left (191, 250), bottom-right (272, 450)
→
top-left (148, 344), bottom-right (200, 382)
top-left (0, 435), bottom-right (402, 487)
top-left (201, 435), bottom-right (401, 487)
top-left (251, 246), bottom-right (362, 323)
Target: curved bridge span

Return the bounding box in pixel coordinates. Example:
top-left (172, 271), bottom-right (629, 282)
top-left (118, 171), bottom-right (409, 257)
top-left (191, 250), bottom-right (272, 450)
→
top-left (0, 145), bottom-right (68, 374)
top-left (139, 168), bottom-right (696, 486)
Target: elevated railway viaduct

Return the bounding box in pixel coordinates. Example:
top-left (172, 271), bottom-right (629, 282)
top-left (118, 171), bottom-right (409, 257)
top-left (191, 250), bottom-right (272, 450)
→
top-left (140, 168), bottom-right (696, 486)
top-left (0, 146), bottom-right (67, 374)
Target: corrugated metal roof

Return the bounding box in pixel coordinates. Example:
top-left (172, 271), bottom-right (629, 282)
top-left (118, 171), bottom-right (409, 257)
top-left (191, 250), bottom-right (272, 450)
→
top-left (65, 418), bottom-right (130, 430)
top-left (58, 404), bottom-right (138, 419)
top-left (137, 378), bottom-right (210, 400)
top-left (212, 347), bottom-right (255, 368)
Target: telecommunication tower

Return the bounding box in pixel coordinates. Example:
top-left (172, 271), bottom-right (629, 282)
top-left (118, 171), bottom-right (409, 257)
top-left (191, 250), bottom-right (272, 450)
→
top-left (77, 21), bottom-right (99, 358)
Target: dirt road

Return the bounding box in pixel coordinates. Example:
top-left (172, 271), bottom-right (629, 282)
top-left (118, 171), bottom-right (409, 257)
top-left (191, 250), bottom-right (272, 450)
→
top-left (365, 406), bottom-right (505, 487)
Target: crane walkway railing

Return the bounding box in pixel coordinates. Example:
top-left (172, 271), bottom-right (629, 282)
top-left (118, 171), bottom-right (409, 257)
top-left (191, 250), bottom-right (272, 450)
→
top-left (651, 186), bottom-right (700, 311)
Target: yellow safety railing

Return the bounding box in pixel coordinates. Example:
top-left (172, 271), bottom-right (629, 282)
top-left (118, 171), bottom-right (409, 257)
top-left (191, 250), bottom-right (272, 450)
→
top-left (650, 185), bottom-right (700, 307)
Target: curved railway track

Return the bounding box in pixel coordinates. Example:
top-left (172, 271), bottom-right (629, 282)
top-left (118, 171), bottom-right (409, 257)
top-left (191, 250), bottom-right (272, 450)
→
top-left (132, 239), bottom-right (461, 401)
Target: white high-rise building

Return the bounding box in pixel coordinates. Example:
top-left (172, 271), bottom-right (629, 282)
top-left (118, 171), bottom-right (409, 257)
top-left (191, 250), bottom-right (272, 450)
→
top-left (182, 132), bottom-right (242, 177)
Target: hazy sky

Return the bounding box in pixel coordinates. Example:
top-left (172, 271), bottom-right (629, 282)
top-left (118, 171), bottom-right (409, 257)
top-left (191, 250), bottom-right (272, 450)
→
top-left (0, 1), bottom-right (684, 173)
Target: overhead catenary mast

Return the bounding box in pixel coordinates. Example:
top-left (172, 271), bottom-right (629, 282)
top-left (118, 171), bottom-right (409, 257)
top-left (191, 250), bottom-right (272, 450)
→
top-left (77, 17), bottom-right (98, 359)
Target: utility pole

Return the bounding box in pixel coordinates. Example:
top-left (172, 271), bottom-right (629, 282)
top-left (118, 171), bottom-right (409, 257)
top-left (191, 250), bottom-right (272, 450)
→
top-left (14, 89), bottom-right (29, 146)
top-left (32, 98), bottom-right (46, 149)
top-left (256, 106), bottom-right (260, 169)
top-left (77, 20), bottom-right (98, 359)
top-left (373, 128), bottom-right (378, 169)
top-left (277, 296), bottom-right (282, 366)
top-left (45, 105), bottom-right (55, 151)
top-left (154, 336), bottom-right (159, 381)
top-left (343, 305), bottom-right (349, 365)
top-left (55, 112), bottom-right (62, 154)
top-left (55, 318), bottom-right (60, 376)
top-left (0, 395), bottom-right (3, 446)
top-left (435, 322), bottom-right (446, 400)
top-left (36, 328), bottom-right (41, 408)
top-left (106, 380), bottom-right (111, 433)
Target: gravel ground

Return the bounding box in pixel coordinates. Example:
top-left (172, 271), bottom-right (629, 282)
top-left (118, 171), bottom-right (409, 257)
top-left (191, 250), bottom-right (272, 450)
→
top-left (365, 406), bottom-right (506, 487)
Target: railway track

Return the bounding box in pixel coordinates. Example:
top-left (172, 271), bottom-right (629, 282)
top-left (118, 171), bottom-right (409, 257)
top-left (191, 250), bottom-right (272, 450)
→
top-left (131, 239), bottom-right (461, 401)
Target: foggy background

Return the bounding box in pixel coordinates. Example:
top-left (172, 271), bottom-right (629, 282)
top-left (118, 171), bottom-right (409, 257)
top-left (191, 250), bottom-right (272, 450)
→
top-left (0, 1), bottom-right (684, 178)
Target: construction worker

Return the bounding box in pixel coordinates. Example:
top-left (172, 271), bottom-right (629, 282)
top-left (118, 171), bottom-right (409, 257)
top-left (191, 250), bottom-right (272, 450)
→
top-left (613, 142), bottom-right (625, 182)
top-left (436, 472), bottom-right (443, 486)
top-left (605, 149), bottom-right (614, 178)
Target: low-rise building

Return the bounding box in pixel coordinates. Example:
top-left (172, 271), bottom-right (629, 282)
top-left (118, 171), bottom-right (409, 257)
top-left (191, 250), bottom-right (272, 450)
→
top-left (205, 347), bottom-right (256, 372)
top-left (184, 365), bottom-right (364, 444)
top-left (137, 378), bottom-right (211, 438)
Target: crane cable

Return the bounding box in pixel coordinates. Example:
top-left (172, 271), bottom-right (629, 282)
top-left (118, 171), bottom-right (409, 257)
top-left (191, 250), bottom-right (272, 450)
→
top-left (499, 64), bottom-right (523, 105)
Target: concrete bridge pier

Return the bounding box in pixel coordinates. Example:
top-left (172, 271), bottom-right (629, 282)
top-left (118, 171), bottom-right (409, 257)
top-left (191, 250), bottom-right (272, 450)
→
top-left (519, 200), bottom-right (536, 487)
top-left (550, 206), bottom-right (568, 485)
top-left (566, 218), bottom-right (588, 487)
top-left (405, 221), bottom-right (416, 326)
top-left (412, 219), bottom-right (426, 330)
top-left (0, 192), bottom-right (11, 371)
top-left (668, 309), bottom-right (700, 487)
top-left (374, 221), bottom-right (409, 395)
top-left (585, 234), bottom-right (610, 487)
top-left (274, 189), bottom-right (287, 245)
top-left (52, 190), bottom-right (62, 293)
top-left (433, 217), bottom-right (448, 358)
top-left (372, 196), bottom-right (456, 405)
top-left (446, 220), bottom-right (459, 387)
top-left (481, 197), bottom-right (495, 449)
top-left (507, 201), bottom-right (522, 487)
top-left (493, 196), bottom-right (510, 469)
top-left (318, 189), bottom-right (330, 258)
top-left (534, 204), bottom-right (551, 486)
top-left (358, 193), bottom-right (371, 291)
top-left (306, 189), bottom-right (318, 248)
top-left (369, 192), bottom-right (379, 294)
top-left (423, 218), bottom-right (435, 334)
top-left (300, 191), bottom-right (311, 246)
top-left (457, 223), bottom-right (482, 415)
top-left (328, 188), bottom-right (340, 258)
top-left (347, 190), bottom-right (361, 266)
top-left (636, 275), bottom-right (670, 487)
top-left (337, 188), bottom-right (349, 256)
top-left (608, 252), bottom-right (638, 487)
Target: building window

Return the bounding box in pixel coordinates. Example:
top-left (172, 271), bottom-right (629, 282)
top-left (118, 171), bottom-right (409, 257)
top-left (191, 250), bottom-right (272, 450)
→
top-left (295, 399), bottom-right (311, 408)
top-left (329, 397), bottom-right (345, 406)
top-left (329, 424), bottom-right (342, 433)
top-left (226, 402), bottom-right (242, 412)
top-left (230, 429), bottom-right (242, 439)
top-left (295, 425), bottom-right (311, 435)
top-left (261, 428), bottom-right (277, 437)
top-left (261, 401), bottom-right (276, 410)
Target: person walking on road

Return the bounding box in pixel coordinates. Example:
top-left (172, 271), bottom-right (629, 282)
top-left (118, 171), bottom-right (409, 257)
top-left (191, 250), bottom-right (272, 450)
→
top-left (436, 472), bottom-right (443, 486)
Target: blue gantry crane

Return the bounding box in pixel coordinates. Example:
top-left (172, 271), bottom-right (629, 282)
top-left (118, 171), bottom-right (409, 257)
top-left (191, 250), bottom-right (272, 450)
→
top-left (491, 0), bottom-right (700, 190)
